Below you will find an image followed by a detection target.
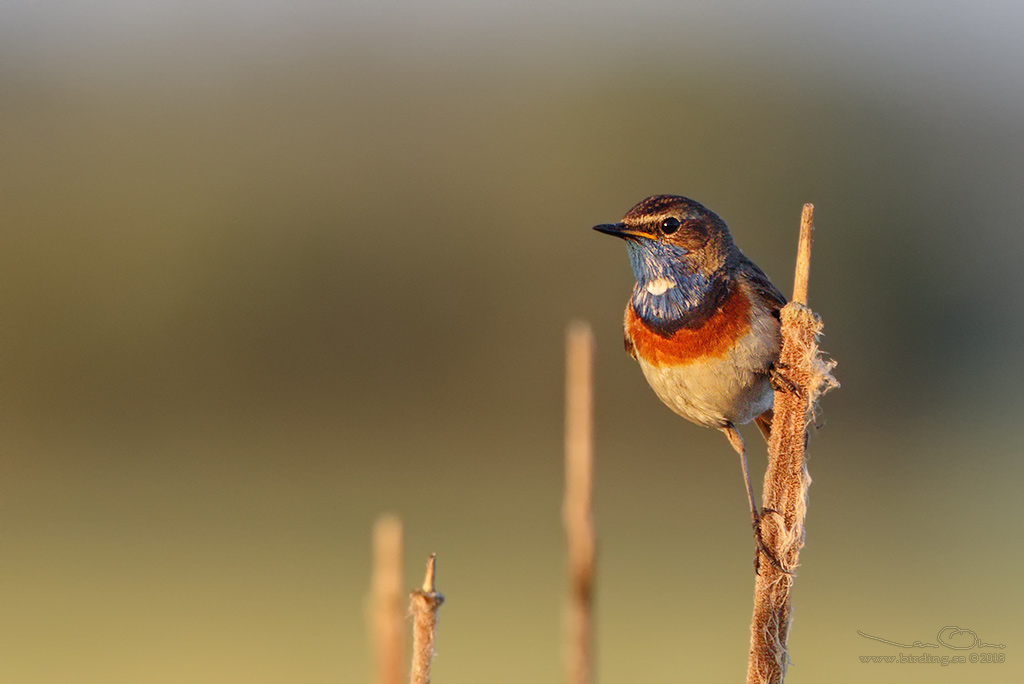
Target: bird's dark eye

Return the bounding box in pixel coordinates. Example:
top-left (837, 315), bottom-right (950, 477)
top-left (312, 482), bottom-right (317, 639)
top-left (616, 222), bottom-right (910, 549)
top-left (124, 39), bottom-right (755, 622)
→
top-left (660, 217), bottom-right (680, 235)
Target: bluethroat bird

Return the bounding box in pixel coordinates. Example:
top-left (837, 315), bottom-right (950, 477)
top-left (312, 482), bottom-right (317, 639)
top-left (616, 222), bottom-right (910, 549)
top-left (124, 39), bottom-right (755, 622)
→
top-left (594, 195), bottom-right (787, 567)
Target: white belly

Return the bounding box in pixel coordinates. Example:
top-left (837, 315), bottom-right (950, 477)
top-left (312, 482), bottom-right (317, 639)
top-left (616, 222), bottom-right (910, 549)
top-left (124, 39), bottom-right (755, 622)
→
top-left (635, 325), bottom-right (776, 428)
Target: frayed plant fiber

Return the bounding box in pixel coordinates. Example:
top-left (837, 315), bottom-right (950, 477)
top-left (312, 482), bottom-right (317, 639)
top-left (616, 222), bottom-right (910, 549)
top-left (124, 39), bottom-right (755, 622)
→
top-left (747, 302), bottom-right (838, 684)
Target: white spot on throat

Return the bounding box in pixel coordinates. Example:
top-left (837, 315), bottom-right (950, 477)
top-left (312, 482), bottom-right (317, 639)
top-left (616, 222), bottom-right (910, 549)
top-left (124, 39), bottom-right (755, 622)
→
top-left (645, 277), bottom-right (676, 296)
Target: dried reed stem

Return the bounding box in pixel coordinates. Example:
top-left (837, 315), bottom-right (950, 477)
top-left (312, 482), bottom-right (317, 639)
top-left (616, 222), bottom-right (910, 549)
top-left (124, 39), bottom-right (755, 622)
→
top-left (410, 554), bottom-right (444, 684)
top-left (747, 205), bottom-right (838, 684)
top-left (791, 204), bottom-right (815, 306)
top-left (372, 515), bottom-right (405, 684)
top-left (564, 321), bottom-right (596, 684)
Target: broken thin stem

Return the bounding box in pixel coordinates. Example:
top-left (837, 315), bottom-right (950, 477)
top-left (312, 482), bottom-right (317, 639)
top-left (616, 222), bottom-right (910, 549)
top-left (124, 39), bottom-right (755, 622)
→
top-left (410, 554), bottom-right (444, 684)
top-left (564, 321), bottom-right (595, 684)
top-left (791, 204), bottom-right (814, 306)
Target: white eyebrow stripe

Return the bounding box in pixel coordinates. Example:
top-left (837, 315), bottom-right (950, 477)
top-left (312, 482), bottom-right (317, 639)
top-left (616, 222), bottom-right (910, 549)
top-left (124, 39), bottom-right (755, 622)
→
top-left (645, 277), bottom-right (675, 295)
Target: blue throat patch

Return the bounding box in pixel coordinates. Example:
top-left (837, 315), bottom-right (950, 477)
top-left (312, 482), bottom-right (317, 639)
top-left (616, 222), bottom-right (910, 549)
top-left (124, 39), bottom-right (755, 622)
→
top-left (626, 239), bottom-right (721, 336)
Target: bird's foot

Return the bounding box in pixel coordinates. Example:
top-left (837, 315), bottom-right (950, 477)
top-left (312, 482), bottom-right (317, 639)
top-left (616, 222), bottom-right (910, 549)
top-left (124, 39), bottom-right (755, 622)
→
top-left (769, 363), bottom-right (802, 396)
top-left (752, 508), bottom-right (793, 576)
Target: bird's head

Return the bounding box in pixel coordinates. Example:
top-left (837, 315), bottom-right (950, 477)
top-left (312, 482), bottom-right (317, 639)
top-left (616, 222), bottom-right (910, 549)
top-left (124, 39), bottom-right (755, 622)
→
top-left (593, 194), bottom-right (736, 289)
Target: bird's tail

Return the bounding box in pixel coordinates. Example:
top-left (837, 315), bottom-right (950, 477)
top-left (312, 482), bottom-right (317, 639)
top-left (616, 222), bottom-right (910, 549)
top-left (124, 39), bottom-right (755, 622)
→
top-left (755, 410), bottom-right (773, 443)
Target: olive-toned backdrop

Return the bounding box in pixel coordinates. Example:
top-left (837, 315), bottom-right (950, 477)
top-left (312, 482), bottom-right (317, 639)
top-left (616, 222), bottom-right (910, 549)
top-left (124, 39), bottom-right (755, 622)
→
top-left (3, 3), bottom-right (1022, 682)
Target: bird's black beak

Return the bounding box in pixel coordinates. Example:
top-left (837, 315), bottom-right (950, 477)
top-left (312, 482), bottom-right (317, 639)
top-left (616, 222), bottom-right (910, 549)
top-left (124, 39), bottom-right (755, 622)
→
top-left (593, 223), bottom-right (655, 241)
top-left (593, 222), bottom-right (626, 237)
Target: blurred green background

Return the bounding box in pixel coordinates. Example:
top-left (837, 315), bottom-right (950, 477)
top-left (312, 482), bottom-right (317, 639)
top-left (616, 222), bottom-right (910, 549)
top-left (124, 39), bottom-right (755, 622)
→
top-left (3, 1), bottom-right (1023, 682)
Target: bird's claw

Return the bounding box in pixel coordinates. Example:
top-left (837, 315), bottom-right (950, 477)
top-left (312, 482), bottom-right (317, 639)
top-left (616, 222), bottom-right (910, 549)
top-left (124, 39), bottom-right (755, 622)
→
top-left (752, 508), bottom-right (793, 575)
top-left (769, 363), bottom-right (801, 396)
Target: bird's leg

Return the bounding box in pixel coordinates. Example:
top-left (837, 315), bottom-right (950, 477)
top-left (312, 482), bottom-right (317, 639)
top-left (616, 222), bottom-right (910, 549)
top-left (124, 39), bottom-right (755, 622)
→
top-left (722, 425), bottom-right (758, 522)
top-left (721, 425), bottom-right (789, 575)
